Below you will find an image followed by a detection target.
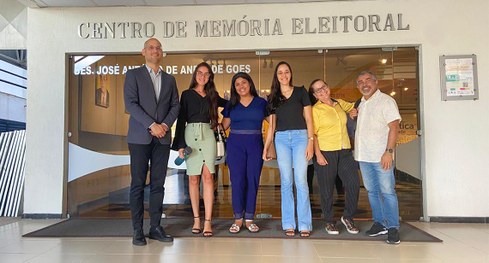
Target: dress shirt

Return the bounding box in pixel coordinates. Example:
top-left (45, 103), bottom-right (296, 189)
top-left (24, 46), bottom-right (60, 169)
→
top-left (354, 89), bottom-right (401, 162)
top-left (145, 65), bottom-right (162, 100)
top-left (312, 99), bottom-right (354, 151)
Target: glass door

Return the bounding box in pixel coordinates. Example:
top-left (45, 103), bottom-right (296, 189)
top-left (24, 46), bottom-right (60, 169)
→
top-left (66, 47), bottom-right (422, 220)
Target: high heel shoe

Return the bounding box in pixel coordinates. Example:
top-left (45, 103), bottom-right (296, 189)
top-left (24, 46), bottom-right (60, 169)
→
top-left (203, 219), bottom-right (213, 237)
top-left (191, 216), bottom-right (201, 234)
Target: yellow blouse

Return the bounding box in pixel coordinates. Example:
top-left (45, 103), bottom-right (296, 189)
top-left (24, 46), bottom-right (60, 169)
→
top-left (312, 99), bottom-right (354, 151)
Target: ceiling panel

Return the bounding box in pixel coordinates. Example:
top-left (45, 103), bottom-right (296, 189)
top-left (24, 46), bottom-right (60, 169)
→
top-left (246, 0), bottom-right (297, 3)
top-left (22, 0), bottom-right (363, 8)
top-left (196, 0), bottom-right (247, 5)
top-left (143, 0), bottom-right (196, 6)
top-left (36, 0), bottom-right (96, 7)
top-left (92, 0), bottom-right (146, 6)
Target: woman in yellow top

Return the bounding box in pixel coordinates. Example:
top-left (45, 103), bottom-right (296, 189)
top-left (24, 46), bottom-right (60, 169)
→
top-left (309, 79), bottom-right (360, 235)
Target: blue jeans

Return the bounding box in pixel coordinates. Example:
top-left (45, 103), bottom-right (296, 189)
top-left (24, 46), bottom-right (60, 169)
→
top-left (359, 161), bottom-right (400, 229)
top-left (275, 130), bottom-right (312, 231)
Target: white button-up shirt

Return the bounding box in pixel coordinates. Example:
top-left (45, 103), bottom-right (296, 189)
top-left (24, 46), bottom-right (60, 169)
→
top-left (354, 89), bottom-right (401, 162)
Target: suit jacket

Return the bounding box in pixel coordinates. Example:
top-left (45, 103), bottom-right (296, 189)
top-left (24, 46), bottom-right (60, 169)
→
top-left (124, 66), bottom-right (180, 145)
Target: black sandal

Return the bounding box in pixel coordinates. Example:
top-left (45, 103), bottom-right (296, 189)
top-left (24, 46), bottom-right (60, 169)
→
top-left (300, 230), bottom-right (311, 238)
top-left (284, 229), bottom-right (295, 237)
top-left (191, 216), bottom-right (201, 234)
top-left (203, 219), bottom-right (213, 237)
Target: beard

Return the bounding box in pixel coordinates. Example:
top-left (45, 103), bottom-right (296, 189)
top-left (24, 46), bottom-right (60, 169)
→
top-left (360, 86), bottom-right (374, 96)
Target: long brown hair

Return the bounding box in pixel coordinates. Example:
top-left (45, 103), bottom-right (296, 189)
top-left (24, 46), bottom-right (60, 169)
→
top-left (188, 62), bottom-right (219, 128)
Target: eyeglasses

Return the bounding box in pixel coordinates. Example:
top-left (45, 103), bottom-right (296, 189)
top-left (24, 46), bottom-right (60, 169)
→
top-left (314, 86), bottom-right (328, 94)
top-left (197, 71), bottom-right (211, 78)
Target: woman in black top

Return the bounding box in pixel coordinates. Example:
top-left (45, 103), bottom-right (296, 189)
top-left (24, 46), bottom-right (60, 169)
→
top-left (263, 61), bottom-right (314, 237)
top-left (172, 62), bottom-right (226, 237)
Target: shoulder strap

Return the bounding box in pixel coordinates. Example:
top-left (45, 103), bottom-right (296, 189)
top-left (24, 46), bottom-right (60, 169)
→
top-left (354, 98), bottom-right (361, 109)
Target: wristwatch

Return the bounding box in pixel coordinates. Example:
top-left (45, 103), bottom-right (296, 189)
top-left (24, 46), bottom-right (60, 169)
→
top-left (385, 148), bottom-right (394, 154)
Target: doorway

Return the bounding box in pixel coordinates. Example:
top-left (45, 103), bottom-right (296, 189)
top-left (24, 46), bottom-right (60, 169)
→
top-left (66, 47), bottom-right (422, 220)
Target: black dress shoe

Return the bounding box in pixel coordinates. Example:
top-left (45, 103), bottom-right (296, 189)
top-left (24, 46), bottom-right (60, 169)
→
top-left (132, 230), bottom-right (147, 246)
top-left (149, 226), bottom-right (174, 242)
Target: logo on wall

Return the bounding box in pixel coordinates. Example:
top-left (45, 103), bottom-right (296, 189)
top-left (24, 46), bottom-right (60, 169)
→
top-left (77, 13), bottom-right (410, 39)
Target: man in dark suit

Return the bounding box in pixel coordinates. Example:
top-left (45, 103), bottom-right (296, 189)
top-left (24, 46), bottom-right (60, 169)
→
top-left (124, 38), bottom-right (180, 246)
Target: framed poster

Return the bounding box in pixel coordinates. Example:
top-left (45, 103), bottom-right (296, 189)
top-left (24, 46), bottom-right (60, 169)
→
top-left (439, 54), bottom-right (478, 101)
top-left (95, 74), bottom-right (110, 108)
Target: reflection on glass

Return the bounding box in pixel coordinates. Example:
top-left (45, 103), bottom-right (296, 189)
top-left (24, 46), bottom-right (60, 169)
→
top-left (67, 48), bottom-right (421, 220)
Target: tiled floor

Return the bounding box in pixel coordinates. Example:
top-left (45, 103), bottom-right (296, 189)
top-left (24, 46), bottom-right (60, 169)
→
top-left (1, 218), bottom-right (488, 262)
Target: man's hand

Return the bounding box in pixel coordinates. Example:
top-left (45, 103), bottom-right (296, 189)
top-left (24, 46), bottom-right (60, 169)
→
top-left (349, 108), bottom-right (358, 119)
top-left (150, 123), bottom-right (166, 138)
top-left (381, 152), bottom-right (393, 170)
top-left (161, 123), bottom-right (169, 132)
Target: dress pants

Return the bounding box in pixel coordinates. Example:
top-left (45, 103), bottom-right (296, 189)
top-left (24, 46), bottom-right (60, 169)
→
top-left (226, 133), bottom-right (264, 220)
top-left (313, 149), bottom-right (359, 223)
top-left (128, 137), bottom-right (170, 231)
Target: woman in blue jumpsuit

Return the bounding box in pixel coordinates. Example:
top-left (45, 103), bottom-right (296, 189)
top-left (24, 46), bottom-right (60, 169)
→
top-left (221, 72), bottom-right (269, 233)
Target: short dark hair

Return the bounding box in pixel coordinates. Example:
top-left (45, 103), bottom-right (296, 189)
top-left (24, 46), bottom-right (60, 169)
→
top-left (356, 70), bottom-right (377, 85)
top-left (308, 79), bottom-right (328, 105)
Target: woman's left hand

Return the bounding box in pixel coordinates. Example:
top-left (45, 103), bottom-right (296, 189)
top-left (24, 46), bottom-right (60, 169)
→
top-left (305, 141), bottom-right (314, 161)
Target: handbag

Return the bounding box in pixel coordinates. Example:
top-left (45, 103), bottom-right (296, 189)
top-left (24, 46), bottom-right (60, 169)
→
top-left (216, 124), bottom-right (225, 158)
top-left (266, 114), bottom-right (277, 160)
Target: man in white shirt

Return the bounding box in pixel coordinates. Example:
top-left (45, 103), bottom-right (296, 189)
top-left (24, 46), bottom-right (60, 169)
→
top-left (353, 70), bottom-right (402, 244)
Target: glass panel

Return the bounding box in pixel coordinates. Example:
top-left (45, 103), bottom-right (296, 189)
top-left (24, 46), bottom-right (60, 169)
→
top-left (67, 47), bottom-right (422, 221)
top-left (68, 54), bottom-right (142, 217)
top-left (256, 50), bottom-right (325, 218)
top-left (324, 47), bottom-right (422, 220)
top-left (67, 52), bottom-right (260, 218)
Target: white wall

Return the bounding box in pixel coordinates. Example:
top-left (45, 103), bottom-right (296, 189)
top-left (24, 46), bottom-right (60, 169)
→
top-left (25, 0), bottom-right (489, 218)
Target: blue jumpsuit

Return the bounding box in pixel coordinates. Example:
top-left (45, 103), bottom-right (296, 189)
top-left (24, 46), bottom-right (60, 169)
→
top-left (222, 97), bottom-right (268, 220)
